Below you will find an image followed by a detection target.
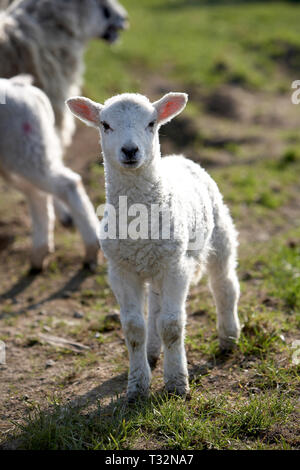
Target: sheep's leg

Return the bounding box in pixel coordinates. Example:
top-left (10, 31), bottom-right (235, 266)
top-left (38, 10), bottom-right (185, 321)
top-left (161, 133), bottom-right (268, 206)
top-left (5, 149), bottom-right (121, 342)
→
top-left (53, 198), bottom-right (73, 227)
top-left (46, 167), bottom-right (99, 269)
top-left (15, 179), bottom-right (55, 271)
top-left (28, 192), bottom-right (55, 271)
top-left (159, 270), bottom-right (191, 396)
top-left (108, 264), bottom-right (151, 402)
top-left (147, 288), bottom-right (162, 369)
top-left (207, 217), bottom-right (240, 350)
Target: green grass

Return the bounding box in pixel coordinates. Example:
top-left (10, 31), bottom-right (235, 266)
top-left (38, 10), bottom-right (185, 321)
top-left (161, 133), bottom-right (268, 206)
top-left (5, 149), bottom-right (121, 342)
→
top-left (212, 148), bottom-right (300, 214)
top-left (10, 387), bottom-right (297, 450)
top-left (7, 226), bottom-right (299, 450)
top-left (85, 0), bottom-right (300, 101)
top-left (241, 227), bottom-right (300, 315)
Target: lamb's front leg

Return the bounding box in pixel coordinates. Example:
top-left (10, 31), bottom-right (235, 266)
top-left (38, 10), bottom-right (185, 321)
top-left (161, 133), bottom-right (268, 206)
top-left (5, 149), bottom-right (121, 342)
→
top-left (108, 264), bottom-right (151, 402)
top-left (147, 287), bottom-right (162, 369)
top-left (159, 269), bottom-right (191, 396)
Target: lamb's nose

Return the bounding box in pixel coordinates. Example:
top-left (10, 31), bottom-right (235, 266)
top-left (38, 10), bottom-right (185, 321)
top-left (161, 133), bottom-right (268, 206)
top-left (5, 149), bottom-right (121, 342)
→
top-left (121, 146), bottom-right (139, 159)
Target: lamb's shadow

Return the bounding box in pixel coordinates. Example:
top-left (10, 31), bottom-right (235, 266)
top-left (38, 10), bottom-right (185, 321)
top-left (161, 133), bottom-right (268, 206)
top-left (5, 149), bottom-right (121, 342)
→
top-left (67, 371), bottom-right (129, 409)
top-left (0, 370), bottom-right (128, 450)
top-left (188, 350), bottom-right (234, 382)
top-left (0, 267), bottom-right (92, 318)
top-left (0, 271), bottom-right (37, 306)
top-left (36, 267), bottom-right (92, 305)
top-left (1, 350), bottom-right (236, 449)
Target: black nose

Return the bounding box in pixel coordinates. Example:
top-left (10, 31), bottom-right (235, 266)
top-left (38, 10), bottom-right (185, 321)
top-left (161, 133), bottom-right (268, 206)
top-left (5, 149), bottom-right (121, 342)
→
top-left (121, 146), bottom-right (139, 160)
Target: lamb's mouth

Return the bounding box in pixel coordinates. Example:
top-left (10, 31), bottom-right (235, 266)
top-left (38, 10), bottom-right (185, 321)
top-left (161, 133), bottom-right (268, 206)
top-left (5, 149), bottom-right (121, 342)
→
top-left (101, 22), bottom-right (128, 43)
top-left (121, 160), bottom-right (139, 168)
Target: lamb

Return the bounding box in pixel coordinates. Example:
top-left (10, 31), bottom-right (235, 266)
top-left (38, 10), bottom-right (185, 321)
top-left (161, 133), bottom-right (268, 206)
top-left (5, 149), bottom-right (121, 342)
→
top-left (0, 76), bottom-right (100, 271)
top-left (67, 92), bottom-right (241, 401)
top-left (0, 0), bottom-right (128, 149)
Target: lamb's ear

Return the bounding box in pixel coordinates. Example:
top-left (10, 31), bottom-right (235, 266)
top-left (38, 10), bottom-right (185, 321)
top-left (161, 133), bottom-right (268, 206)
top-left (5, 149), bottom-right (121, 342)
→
top-left (66, 96), bottom-right (103, 128)
top-left (153, 92), bottom-right (188, 125)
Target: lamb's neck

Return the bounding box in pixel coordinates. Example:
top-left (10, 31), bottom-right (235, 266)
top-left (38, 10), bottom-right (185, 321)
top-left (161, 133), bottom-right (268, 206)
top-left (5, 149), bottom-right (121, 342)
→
top-left (105, 156), bottom-right (164, 208)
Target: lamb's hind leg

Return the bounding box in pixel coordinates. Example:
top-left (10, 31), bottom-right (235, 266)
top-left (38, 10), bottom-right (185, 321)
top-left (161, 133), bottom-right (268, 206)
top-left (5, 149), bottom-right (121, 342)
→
top-left (15, 178), bottom-right (55, 271)
top-left (46, 167), bottom-right (100, 270)
top-left (147, 287), bottom-right (162, 369)
top-left (207, 211), bottom-right (240, 350)
top-left (54, 198), bottom-right (73, 228)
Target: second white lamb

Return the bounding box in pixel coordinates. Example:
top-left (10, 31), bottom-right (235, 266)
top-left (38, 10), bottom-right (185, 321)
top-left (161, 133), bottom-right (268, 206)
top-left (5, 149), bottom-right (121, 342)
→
top-left (0, 76), bottom-right (99, 271)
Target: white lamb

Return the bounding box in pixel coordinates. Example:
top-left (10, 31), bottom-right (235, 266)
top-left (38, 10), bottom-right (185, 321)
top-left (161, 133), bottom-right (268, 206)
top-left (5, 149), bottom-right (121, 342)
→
top-left (67, 92), bottom-right (241, 401)
top-left (0, 76), bottom-right (99, 271)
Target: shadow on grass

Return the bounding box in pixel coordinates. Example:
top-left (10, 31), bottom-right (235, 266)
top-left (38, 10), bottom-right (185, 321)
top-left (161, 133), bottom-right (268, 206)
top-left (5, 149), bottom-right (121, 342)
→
top-left (0, 271), bottom-right (37, 307)
top-left (1, 351), bottom-right (236, 450)
top-left (189, 349), bottom-right (234, 381)
top-left (1, 370), bottom-right (145, 450)
top-left (0, 267), bottom-right (93, 318)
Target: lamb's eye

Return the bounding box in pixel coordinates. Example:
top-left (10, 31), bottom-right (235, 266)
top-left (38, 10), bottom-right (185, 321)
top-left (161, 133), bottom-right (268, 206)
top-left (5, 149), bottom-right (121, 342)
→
top-left (101, 121), bottom-right (112, 132)
top-left (102, 6), bottom-right (111, 19)
top-left (148, 121), bottom-right (155, 130)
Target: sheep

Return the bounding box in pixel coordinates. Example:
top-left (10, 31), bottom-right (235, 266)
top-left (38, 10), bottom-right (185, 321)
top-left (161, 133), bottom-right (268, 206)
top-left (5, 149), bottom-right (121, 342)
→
top-left (0, 0), bottom-right (11, 9)
top-left (0, 76), bottom-right (100, 271)
top-left (67, 92), bottom-right (241, 401)
top-left (0, 0), bottom-right (128, 149)
top-left (0, 0), bottom-right (128, 227)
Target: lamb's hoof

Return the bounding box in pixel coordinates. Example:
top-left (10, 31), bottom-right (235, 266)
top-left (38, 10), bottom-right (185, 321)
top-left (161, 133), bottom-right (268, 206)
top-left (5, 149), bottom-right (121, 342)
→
top-left (167, 389), bottom-right (191, 401)
top-left (219, 336), bottom-right (239, 352)
top-left (147, 355), bottom-right (159, 370)
top-left (126, 389), bottom-right (149, 404)
top-left (83, 245), bottom-right (99, 273)
top-left (28, 266), bottom-right (43, 276)
top-left (165, 380), bottom-right (189, 398)
top-left (60, 214), bottom-right (74, 228)
top-left (83, 260), bottom-right (98, 273)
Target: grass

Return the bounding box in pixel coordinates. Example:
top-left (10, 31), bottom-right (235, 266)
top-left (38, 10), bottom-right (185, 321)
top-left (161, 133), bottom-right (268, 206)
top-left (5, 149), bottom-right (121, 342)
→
top-left (85, 0), bottom-right (300, 101)
top-left (211, 147), bottom-right (300, 218)
top-left (4, 227), bottom-right (299, 450)
top-left (10, 387), bottom-right (297, 450)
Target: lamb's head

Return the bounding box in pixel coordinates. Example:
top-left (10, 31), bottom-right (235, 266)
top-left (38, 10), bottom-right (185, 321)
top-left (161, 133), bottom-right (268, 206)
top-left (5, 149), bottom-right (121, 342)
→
top-left (78, 0), bottom-right (128, 43)
top-left (66, 92), bottom-right (188, 171)
top-left (20, 0), bottom-right (128, 44)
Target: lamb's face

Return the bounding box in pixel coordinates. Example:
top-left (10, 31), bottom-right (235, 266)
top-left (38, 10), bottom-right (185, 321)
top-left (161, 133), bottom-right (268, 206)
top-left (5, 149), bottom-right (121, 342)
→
top-left (67, 92), bottom-right (188, 170)
top-left (99, 97), bottom-right (158, 170)
top-left (82, 0), bottom-right (128, 43)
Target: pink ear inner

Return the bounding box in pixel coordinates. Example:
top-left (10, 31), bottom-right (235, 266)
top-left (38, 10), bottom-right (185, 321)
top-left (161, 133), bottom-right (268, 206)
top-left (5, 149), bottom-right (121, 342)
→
top-left (158, 96), bottom-right (185, 121)
top-left (72, 100), bottom-right (96, 123)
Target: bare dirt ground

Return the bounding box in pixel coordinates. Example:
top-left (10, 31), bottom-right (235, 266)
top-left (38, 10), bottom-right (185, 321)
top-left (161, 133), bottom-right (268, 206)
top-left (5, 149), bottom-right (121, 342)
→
top-left (0, 84), bottom-right (299, 448)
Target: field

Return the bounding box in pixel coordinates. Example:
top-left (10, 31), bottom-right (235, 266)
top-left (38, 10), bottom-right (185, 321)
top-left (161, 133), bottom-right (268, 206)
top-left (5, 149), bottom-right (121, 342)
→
top-left (0, 0), bottom-right (299, 450)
